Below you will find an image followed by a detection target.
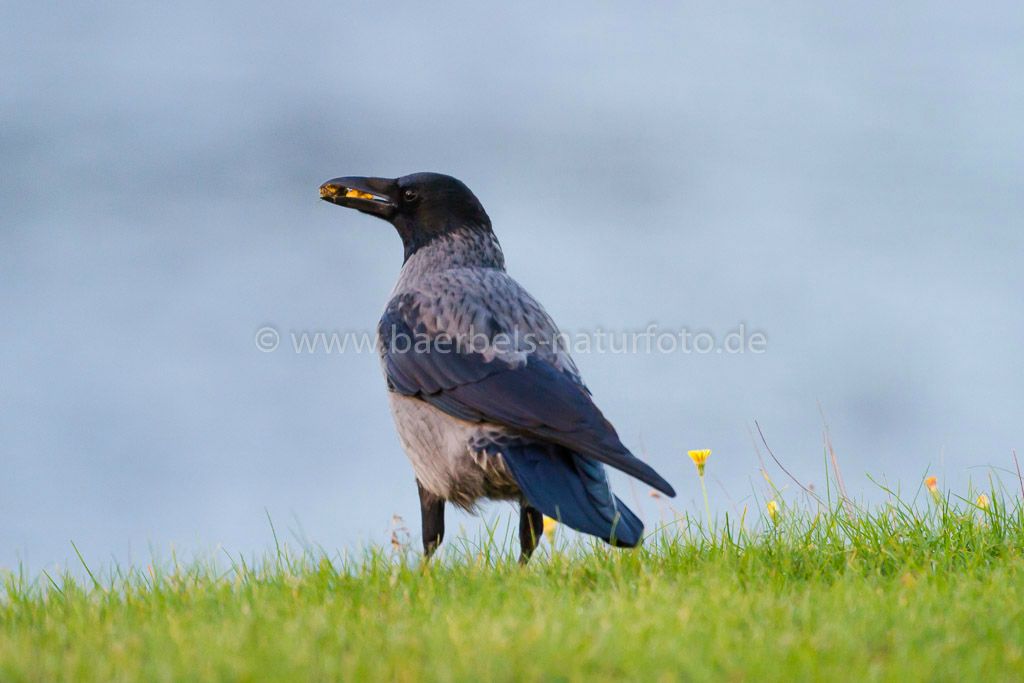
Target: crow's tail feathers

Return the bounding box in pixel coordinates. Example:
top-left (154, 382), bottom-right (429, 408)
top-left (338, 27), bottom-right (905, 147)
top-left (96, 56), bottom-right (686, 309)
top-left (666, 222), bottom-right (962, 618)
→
top-left (499, 441), bottom-right (644, 547)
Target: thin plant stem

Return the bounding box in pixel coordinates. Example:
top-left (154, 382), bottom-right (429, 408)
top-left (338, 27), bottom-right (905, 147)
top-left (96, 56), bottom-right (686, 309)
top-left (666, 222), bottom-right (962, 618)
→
top-left (700, 474), bottom-right (711, 531)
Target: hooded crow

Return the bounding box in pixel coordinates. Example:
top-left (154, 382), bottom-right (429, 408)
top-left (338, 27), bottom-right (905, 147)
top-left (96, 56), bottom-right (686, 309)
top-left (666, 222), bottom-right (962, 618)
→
top-left (320, 172), bottom-right (676, 562)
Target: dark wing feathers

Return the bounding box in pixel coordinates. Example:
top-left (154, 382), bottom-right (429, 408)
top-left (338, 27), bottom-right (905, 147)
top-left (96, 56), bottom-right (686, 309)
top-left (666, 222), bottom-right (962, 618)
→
top-left (379, 302), bottom-right (676, 497)
top-left (499, 441), bottom-right (644, 547)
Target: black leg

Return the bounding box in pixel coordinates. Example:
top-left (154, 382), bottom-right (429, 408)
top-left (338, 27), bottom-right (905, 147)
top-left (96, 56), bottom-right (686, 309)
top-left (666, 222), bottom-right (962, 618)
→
top-left (418, 480), bottom-right (445, 559)
top-left (519, 504), bottom-right (544, 564)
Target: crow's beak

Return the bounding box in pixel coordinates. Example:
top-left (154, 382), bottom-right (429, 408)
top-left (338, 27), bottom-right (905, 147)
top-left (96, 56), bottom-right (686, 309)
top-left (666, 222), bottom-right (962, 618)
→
top-left (319, 176), bottom-right (398, 219)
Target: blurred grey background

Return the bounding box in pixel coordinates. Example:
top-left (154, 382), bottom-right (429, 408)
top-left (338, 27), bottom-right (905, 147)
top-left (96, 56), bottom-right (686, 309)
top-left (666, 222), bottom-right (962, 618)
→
top-left (2, 1), bottom-right (1022, 570)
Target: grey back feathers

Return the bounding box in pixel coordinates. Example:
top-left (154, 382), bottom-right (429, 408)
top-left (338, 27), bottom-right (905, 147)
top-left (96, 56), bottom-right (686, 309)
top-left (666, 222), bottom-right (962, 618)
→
top-left (378, 226), bottom-right (675, 497)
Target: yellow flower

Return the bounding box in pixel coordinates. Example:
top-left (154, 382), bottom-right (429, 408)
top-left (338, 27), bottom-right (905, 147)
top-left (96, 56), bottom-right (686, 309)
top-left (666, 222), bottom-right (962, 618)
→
top-left (688, 449), bottom-right (712, 477)
top-left (542, 516), bottom-right (558, 542)
top-left (976, 494), bottom-right (990, 510)
top-left (766, 500), bottom-right (780, 523)
top-left (925, 476), bottom-right (937, 492)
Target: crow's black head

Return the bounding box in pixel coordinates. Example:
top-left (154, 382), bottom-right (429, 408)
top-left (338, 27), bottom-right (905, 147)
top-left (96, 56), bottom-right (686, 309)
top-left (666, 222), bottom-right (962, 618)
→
top-left (320, 172), bottom-right (492, 259)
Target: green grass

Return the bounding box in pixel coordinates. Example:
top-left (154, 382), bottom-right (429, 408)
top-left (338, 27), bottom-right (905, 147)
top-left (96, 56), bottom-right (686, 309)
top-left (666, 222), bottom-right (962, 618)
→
top-left (3, 489), bottom-right (1024, 682)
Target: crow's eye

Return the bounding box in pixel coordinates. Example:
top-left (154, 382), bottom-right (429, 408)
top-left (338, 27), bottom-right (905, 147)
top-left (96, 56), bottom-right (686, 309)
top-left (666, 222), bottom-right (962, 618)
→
top-left (402, 189), bottom-right (419, 203)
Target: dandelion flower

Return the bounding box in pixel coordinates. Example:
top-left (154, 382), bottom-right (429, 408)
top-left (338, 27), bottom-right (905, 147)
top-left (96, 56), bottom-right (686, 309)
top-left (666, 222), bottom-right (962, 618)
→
top-left (687, 449), bottom-right (713, 526)
top-left (767, 500), bottom-right (780, 524)
top-left (688, 449), bottom-right (712, 476)
top-left (925, 476), bottom-right (937, 492)
top-left (542, 516), bottom-right (558, 542)
top-left (976, 494), bottom-right (990, 510)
